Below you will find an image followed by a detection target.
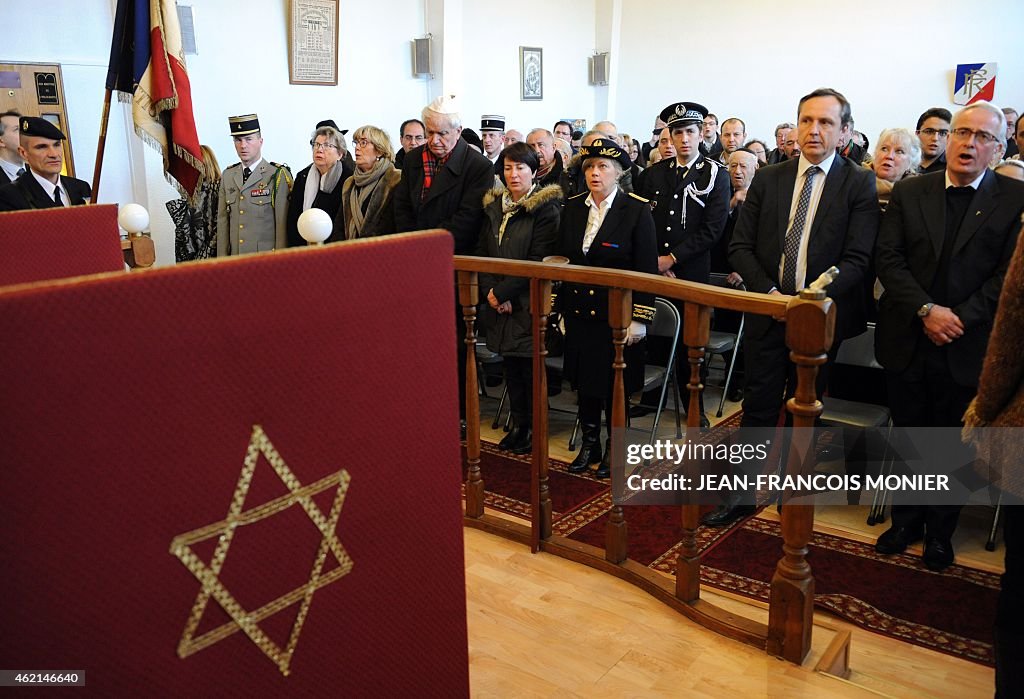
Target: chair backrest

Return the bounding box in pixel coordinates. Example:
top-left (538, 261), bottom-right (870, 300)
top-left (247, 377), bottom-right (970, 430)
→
top-left (708, 272), bottom-right (747, 292)
top-left (835, 322), bottom-right (882, 369)
top-left (650, 296), bottom-right (681, 341)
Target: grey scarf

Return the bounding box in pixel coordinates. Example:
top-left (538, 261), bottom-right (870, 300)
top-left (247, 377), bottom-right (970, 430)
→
top-left (303, 160), bottom-right (345, 211)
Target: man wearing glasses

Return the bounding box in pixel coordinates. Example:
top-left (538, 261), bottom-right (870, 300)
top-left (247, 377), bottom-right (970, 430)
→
top-left (394, 118), bottom-right (426, 169)
top-left (874, 102), bottom-right (1024, 571)
top-left (915, 107), bottom-right (952, 174)
top-left (217, 114), bottom-right (293, 256)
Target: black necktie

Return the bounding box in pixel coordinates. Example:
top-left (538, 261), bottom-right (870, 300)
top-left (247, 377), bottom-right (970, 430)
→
top-left (676, 165), bottom-right (689, 186)
top-left (53, 187), bottom-right (62, 206)
top-left (243, 167), bottom-right (252, 182)
top-left (16, 167), bottom-right (25, 178)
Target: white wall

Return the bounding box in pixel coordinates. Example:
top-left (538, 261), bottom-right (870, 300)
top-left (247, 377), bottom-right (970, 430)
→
top-left (459, 0), bottom-right (597, 136)
top-left (613, 0), bottom-right (1024, 152)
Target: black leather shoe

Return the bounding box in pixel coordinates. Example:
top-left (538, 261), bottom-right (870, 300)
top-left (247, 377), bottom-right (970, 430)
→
top-left (569, 424), bottom-right (602, 473)
top-left (923, 538), bottom-right (954, 571)
top-left (497, 424), bottom-right (522, 451)
top-left (510, 427), bottom-right (533, 455)
top-left (700, 503), bottom-right (755, 527)
top-left (460, 419), bottom-right (467, 440)
top-left (728, 386), bottom-right (744, 403)
top-left (699, 413), bottom-right (711, 431)
top-left (594, 439), bottom-right (612, 478)
top-left (874, 526), bottom-right (923, 555)
top-left (629, 405), bottom-right (653, 418)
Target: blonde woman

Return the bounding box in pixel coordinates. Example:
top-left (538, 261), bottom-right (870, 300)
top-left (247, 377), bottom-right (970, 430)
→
top-left (339, 125), bottom-right (402, 239)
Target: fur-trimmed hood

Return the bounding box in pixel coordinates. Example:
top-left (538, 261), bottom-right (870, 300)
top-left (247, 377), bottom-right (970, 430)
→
top-left (482, 183), bottom-right (564, 210)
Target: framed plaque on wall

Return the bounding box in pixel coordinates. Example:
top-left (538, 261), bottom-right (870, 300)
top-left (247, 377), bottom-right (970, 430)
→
top-left (289, 0), bottom-right (339, 86)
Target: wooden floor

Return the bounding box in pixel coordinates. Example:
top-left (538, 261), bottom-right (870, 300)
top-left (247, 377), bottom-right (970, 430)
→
top-left (465, 376), bottom-right (1001, 697)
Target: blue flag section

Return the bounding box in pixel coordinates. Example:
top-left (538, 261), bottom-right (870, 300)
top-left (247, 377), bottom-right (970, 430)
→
top-left (105, 0), bottom-right (151, 95)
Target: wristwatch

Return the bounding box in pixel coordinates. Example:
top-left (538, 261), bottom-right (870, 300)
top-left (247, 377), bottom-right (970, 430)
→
top-left (917, 303), bottom-right (935, 318)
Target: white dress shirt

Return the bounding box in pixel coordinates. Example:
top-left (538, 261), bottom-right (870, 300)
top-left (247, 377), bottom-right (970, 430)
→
top-left (779, 151), bottom-right (837, 290)
top-left (30, 168), bottom-right (69, 206)
top-left (0, 157), bottom-right (24, 183)
top-left (582, 188), bottom-right (617, 253)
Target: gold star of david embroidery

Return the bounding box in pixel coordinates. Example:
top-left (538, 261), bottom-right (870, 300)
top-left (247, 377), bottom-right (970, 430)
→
top-left (170, 425), bottom-right (353, 676)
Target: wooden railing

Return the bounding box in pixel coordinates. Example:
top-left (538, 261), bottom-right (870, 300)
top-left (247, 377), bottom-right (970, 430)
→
top-left (455, 256), bottom-right (836, 664)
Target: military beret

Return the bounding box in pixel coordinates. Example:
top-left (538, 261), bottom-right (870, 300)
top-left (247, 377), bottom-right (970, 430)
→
top-left (660, 102), bottom-right (709, 129)
top-left (578, 138), bottom-right (632, 170)
top-left (20, 116), bottom-right (66, 140)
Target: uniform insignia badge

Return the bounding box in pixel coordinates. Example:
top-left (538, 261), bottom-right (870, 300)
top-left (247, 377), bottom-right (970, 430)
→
top-left (696, 162), bottom-right (705, 170)
top-left (250, 188), bottom-right (270, 197)
top-left (675, 104), bottom-right (685, 117)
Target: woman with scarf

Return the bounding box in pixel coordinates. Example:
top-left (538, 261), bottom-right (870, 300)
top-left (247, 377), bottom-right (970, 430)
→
top-left (338, 125), bottom-right (401, 239)
top-left (286, 121), bottom-right (349, 246)
top-left (477, 142), bottom-right (562, 454)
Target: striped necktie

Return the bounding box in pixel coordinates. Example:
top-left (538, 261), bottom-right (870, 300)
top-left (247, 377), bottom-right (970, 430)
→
top-left (781, 165), bottom-right (820, 293)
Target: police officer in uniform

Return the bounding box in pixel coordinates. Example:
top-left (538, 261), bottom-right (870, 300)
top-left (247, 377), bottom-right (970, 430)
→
top-left (216, 114), bottom-right (292, 256)
top-left (634, 101), bottom-right (730, 427)
top-left (0, 117), bottom-right (91, 211)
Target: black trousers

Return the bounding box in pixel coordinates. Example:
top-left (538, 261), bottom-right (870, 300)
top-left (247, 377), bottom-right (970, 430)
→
top-left (997, 505), bottom-right (1024, 698)
top-left (886, 342), bottom-right (975, 543)
top-left (503, 356), bottom-right (533, 422)
top-left (740, 321), bottom-right (837, 428)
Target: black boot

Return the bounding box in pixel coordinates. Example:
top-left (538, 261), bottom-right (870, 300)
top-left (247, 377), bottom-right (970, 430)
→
top-left (595, 439), bottom-right (612, 478)
top-left (569, 424), bottom-right (602, 473)
top-left (497, 420), bottom-right (522, 450)
top-left (700, 493), bottom-right (755, 527)
top-left (510, 426), bottom-right (533, 455)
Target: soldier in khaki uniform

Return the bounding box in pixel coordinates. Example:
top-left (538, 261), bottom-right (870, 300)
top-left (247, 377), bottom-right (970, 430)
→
top-left (216, 114), bottom-right (292, 256)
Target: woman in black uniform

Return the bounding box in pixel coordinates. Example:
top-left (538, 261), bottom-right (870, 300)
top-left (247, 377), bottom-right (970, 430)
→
top-left (559, 138), bottom-right (659, 477)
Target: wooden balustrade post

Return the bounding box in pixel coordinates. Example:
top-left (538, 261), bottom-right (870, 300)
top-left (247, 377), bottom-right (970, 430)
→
top-left (675, 302), bottom-right (711, 602)
top-left (606, 287), bottom-right (632, 564)
top-left (458, 270), bottom-right (484, 519)
top-left (766, 292), bottom-right (834, 663)
top-left (530, 277), bottom-right (554, 551)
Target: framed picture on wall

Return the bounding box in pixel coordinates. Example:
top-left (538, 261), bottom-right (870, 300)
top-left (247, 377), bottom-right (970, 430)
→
top-left (520, 47), bottom-right (543, 101)
top-left (288, 0), bottom-right (339, 86)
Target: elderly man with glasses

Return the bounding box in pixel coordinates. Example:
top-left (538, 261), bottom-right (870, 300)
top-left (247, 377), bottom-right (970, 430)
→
top-left (874, 101), bottom-right (1024, 571)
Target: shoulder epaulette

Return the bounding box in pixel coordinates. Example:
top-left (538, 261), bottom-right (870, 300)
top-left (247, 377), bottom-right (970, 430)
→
top-left (226, 162), bottom-right (241, 170)
top-left (568, 191), bottom-right (588, 200)
top-left (628, 192), bottom-right (649, 203)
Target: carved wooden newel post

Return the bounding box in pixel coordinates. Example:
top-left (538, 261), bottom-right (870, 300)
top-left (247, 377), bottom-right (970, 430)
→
top-left (675, 301), bottom-right (711, 601)
top-left (530, 277), bottom-right (554, 551)
top-left (459, 270), bottom-right (484, 519)
top-left (606, 287), bottom-right (631, 564)
top-left (767, 286), bottom-right (834, 663)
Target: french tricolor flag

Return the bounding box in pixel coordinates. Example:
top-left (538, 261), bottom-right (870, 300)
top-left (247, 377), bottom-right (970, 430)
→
top-left (953, 62), bottom-right (998, 106)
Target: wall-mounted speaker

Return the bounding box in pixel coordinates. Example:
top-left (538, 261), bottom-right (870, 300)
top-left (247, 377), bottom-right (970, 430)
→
top-left (412, 37), bottom-right (432, 77)
top-left (177, 5), bottom-right (198, 55)
top-left (589, 53), bottom-right (609, 85)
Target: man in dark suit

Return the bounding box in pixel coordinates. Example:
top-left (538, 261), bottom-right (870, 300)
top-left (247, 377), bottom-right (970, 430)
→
top-left (0, 117), bottom-right (91, 211)
top-left (635, 101), bottom-right (730, 425)
top-left (393, 95), bottom-right (496, 434)
top-left (766, 122), bottom-right (794, 165)
top-left (0, 109), bottom-right (26, 186)
top-left (708, 88), bottom-right (879, 526)
top-left (874, 101), bottom-right (1024, 571)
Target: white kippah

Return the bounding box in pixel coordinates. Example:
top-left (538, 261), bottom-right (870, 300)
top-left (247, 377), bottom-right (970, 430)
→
top-left (425, 94), bottom-right (460, 116)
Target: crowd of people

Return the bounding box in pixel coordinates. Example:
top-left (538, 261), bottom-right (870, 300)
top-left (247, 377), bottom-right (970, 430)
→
top-left (3, 89), bottom-right (1024, 694)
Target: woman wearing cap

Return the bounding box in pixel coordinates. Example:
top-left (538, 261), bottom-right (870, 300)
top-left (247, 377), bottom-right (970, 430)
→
top-left (477, 142), bottom-right (563, 454)
top-left (286, 123), bottom-right (349, 246)
top-left (559, 138), bottom-right (659, 478)
top-left (339, 125), bottom-right (401, 239)
top-left (868, 127), bottom-right (920, 211)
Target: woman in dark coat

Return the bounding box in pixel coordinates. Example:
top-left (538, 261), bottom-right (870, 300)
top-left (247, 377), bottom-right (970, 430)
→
top-left (477, 142), bottom-right (562, 454)
top-left (559, 138), bottom-right (659, 477)
top-left (286, 122), bottom-right (349, 246)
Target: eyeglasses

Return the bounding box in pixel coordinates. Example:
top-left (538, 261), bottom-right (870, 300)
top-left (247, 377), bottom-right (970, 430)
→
top-left (917, 128), bottom-right (950, 138)
top-left (402, 134), bottom-right (426, 142)
top-left (354, 138), bottom-right (372, 148)
top-left (951, 127), bottom-right (999, 145)
top-left (310, 141), bottom-right (339, 151)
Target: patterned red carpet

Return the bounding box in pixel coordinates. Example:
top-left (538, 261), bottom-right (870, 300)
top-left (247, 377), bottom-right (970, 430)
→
top-left (465, 419), bottom-right (1000, 666)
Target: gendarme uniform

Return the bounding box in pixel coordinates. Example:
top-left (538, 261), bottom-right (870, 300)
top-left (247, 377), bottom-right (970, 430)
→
top-left (216, 114), bottom-right (292, 256)
top-left (634, 101), bottom-right (730, 284)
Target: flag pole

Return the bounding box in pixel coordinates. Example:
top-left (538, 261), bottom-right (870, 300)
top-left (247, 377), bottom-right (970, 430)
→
top-left (90, 87), bottom-right (113, 204)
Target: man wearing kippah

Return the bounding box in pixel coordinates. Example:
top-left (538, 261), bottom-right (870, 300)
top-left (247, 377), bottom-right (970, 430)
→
top-left (216, 114), bottom-right (292, 256)
top-left (0, 116), bottom-right (91, 211)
